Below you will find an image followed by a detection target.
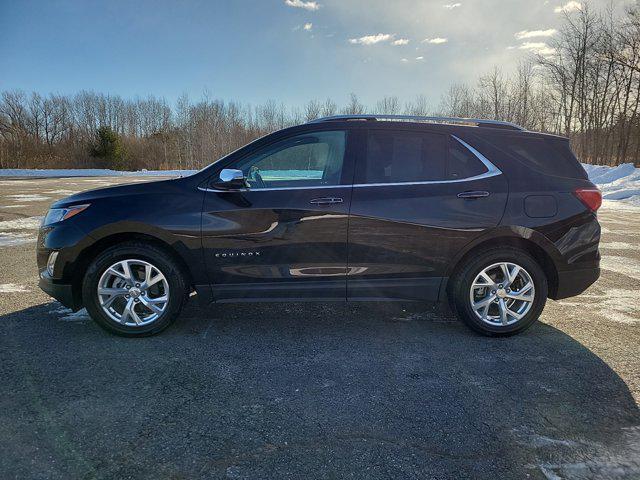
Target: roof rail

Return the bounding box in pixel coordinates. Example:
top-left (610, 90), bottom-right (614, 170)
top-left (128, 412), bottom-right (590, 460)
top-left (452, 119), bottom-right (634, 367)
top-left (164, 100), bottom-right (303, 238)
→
top-left (308, 114), bottom-right (526, 131)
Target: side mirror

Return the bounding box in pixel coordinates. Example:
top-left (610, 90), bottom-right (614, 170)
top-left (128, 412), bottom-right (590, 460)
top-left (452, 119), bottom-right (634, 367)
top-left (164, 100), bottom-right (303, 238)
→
top-left (214, 169), bottom-right (247, 190)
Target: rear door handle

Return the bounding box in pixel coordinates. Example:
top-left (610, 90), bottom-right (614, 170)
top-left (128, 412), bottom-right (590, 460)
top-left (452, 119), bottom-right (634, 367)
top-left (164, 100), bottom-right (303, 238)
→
top-left (310, 197), bottom-right (343, 205)
top-left (457, 190), bottom-right (490, 199)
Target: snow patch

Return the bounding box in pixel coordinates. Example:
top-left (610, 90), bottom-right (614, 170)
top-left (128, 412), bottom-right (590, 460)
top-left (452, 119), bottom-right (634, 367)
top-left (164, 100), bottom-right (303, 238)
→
top-left (6, 194), bottom-right (50, 202)
top-left (0, 232), bottom-right (36, 247)
top-left (0, 168), bottom-right (195, 178)
top-left (0, 216), bottom-right (43, 230)
top-left (600, 255), bottom-right (640, 281)
top-left (599, 241), bottom-right (635, 250)
top-left (526, 426), bottom-right (640, 479)
top-left (44, 189), bottom-right (79, 195)
top-left (559, 288), bottom-right (639, 324)
top-left (0, 283), bottom-right (30, 293)
top-left (48, 305), bottom-right (91, 322)
top-left (530, 434), bottom-right (578, 448)
top-left (583, 162), bottom-right (640, 207)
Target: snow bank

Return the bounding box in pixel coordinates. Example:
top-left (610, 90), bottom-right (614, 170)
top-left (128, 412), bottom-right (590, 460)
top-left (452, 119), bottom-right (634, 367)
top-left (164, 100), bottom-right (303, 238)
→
top-left (0, 168), bottom-right (196, 177)
top-left (583, 163), bottom-right (640, 207)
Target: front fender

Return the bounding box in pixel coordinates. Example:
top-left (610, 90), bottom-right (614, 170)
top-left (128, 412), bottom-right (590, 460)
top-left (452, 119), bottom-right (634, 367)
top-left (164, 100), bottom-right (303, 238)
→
top-left (82, 220), bottom-right (206, 285)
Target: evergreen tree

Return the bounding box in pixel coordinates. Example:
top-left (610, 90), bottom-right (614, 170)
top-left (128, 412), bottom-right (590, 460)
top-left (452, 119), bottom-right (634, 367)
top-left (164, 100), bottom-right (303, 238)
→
top-left (90, 126), bottom-right (127, 170)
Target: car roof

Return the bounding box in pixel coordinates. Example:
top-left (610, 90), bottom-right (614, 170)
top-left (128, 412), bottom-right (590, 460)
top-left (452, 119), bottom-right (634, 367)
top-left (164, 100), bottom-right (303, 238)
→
top-left (298, 115), bottom-right (568, 141)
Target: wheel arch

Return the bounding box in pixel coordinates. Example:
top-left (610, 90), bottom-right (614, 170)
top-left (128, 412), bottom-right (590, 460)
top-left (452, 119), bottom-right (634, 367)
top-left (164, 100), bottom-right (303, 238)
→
top-left (442, 228), bottom-right (561, 301)
top-left (70, 232), bottom-right (195, 308)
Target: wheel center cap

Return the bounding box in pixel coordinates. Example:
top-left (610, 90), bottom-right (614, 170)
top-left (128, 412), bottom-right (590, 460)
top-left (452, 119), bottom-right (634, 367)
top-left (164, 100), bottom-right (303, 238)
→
top-left (129, 287), bottom-right (141, 298)
top-left (496, 288), bottom-right (507, 298)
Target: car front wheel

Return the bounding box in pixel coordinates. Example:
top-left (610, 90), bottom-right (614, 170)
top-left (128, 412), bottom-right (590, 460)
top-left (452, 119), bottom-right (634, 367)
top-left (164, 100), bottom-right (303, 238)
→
top-left (82, 242), bottom-right (187, 336)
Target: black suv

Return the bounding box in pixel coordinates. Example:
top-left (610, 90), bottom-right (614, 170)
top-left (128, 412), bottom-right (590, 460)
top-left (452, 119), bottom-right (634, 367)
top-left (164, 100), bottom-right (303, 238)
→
top-left (37, 115), bottom-right (601, 337)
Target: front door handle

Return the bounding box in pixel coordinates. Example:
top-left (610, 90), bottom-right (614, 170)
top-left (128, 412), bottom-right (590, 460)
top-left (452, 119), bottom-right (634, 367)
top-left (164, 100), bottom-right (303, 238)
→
top-left (457, 190), bottom-right (490, 199)
top-left (310, 197), bottom-right (343, 205)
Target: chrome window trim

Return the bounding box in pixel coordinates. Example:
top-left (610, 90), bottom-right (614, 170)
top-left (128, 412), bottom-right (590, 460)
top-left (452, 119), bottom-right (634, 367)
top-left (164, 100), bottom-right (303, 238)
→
top-left (199, 134), bottom-right (501, 192)
top-left (198, 184), bottom-right (350, 193)
top-left (451, 135), bottom-right (501, 177)
top-left (351, 134), bottom-right (501, 188)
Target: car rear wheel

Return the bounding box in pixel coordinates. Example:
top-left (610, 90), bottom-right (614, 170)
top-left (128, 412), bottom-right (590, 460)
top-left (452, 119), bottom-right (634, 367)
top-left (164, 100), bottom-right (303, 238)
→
top-left (82, 242), bottom-right (187, 336)
top-left (450, 247), bottom-right (548, 336)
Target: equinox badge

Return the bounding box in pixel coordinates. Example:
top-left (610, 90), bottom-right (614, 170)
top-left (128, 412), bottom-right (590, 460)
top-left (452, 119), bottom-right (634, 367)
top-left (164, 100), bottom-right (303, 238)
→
top-left (214, 251), bottom-right (261, 258)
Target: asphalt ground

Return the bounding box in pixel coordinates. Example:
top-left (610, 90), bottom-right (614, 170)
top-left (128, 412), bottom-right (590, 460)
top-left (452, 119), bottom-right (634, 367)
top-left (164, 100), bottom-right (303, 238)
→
top-left (0, 176), bottom-right (639, 479)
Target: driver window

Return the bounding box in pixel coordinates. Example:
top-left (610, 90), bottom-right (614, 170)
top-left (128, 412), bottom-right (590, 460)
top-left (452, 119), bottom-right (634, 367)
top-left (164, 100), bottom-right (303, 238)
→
top-left (237, 131), bottom-right (346, 189)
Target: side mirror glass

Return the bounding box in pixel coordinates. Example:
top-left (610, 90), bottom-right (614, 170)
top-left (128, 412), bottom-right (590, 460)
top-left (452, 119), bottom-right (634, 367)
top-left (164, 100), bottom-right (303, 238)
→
top-left (215, 169), bottom-right (246, 190)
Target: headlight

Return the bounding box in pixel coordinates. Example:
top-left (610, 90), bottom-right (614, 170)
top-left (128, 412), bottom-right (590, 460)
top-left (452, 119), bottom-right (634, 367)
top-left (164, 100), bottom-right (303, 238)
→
top-left (43, 204), bottom-right (90, 226)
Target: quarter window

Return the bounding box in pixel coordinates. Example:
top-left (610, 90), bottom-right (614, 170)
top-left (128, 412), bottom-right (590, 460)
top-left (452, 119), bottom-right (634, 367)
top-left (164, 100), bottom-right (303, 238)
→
top-left (448, 137), bottom-right (487, 179)
top-left (360, 130), bottom-right (447, 184)
top-left (237, 131), bottom-right (346, 189)
top-left (487, 135), bottom-right (587, 179)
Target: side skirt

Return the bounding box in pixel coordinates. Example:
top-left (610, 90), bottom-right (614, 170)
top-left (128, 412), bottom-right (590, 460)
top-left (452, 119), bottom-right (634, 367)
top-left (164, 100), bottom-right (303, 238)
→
top-left (196, 277), bottom-right (446, 305)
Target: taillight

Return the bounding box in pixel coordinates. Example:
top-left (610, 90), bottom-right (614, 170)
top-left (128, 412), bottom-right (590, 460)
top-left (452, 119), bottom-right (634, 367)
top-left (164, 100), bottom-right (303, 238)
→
top-left (574, 187), bottom-right (602, 212)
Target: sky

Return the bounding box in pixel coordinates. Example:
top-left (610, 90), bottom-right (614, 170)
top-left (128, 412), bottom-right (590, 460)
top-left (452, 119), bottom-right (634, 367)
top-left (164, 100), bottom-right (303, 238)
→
top-left (0, 0), bottom-right (629, 109)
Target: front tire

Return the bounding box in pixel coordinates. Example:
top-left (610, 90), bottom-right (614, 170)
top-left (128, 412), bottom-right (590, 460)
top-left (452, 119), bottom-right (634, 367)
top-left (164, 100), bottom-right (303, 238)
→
top-left (82, 242), bottom-right (187, 337)
top-left (449, 247), bottom-right (548, 336)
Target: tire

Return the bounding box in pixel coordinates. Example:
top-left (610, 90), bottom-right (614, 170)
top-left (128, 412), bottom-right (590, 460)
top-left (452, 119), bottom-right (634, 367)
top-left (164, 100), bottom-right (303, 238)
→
top-left (82, 241), bottom-right (188, 337)
top-left (449, 247), bottom-right (548, 336)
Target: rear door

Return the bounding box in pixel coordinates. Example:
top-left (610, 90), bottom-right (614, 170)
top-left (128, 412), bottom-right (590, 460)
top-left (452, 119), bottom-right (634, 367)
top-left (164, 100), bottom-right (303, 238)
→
top-left (201, 128), bottom-right (355, 301)
top-left (347, 126), bottom-right (508, 301)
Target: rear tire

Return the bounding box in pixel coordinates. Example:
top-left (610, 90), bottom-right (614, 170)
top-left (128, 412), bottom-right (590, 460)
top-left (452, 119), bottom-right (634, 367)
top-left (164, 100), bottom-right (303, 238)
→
top-left (449, 247), bottom-right (548, 336)
top-left (82, 242), bottom-right (187, 337)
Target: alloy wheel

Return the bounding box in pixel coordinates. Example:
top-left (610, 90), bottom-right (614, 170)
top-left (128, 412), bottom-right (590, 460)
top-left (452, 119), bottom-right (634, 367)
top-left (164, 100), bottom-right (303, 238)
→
top-left (97, 259), bottom-right (170, 326)
top-left (469, 262), bottom-right (535, 326)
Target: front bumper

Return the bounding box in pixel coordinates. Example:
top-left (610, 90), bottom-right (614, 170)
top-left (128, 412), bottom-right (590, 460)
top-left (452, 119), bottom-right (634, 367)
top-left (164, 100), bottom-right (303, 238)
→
top-left (38, 275), bottom-right (80, 310)
top-left (553, 266), bottom-right (600, 300)
top-left (36, 219), bottom-right (91, 311)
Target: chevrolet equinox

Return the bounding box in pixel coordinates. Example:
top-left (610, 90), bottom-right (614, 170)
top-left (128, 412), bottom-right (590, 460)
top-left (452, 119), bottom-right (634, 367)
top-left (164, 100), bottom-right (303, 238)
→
top-left (37, 115), bottom-right (602, 336)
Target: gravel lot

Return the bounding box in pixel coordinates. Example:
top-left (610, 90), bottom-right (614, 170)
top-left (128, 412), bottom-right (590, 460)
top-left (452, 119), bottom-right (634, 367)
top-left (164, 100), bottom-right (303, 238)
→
top-left (0, 176), bottom-right (639, 479)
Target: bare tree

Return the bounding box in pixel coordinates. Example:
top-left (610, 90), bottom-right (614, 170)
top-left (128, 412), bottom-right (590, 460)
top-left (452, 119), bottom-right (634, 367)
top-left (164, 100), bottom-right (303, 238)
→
top-left (374, 96), bottom-right (400, 114)
top-left (341, 93), bottom-right (365, 115)
top-left (1, 3), bottom-right (637, 171)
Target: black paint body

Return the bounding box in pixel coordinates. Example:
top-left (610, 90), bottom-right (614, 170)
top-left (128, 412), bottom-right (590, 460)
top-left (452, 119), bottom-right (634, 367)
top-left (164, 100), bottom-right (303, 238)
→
top-left (37, 120), bottom-right (600, 310)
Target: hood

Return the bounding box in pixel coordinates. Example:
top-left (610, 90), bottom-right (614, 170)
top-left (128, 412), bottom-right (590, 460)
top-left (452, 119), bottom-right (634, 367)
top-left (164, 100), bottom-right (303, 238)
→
top-left (51, 178), bottom-right (181, 208)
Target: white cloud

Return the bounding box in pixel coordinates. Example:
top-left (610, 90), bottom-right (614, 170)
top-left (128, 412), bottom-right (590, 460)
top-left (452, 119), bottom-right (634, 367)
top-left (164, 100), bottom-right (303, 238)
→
top-left (554, 1), bottom-right (582, 13)
top-left (284, 0), bottom-right (320, 11)
top-left (401, 58), bottom-right (409, 62)
top-left (443, 3), bottom-right (462, 9)
top-left (423, 37), bottom-right (448, 44)
top-left (303, 22), bottom-right (313, 31)
top-left (515, 28), bottom-right (557, 39)
top-left (392, 38), bottom-right (409, 46)
top-left (349, 33), bottom-right (394, 45)
top-left (416, 56), bottom-right (424, 60)
top-left (518, 42), bottom-right (556, 56)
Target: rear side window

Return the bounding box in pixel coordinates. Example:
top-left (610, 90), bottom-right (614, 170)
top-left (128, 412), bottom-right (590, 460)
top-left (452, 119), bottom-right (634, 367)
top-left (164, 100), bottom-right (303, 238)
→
top-left (487, 135), bottom-right (587, 179)
top-left (448, 137), bottom-right (487, 179)
top-left (360, 130), bottom-right (446, 183)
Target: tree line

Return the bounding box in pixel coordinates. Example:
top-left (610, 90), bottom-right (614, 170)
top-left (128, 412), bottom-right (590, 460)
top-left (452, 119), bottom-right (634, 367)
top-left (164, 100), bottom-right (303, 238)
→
top-left (0, 2), bottom-right (638, 171)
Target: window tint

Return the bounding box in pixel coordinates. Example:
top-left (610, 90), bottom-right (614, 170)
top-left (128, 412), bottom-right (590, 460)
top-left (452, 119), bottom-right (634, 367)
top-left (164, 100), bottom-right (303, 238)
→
top-left (553, 141), bottom-right (588, 179)
top-left (237, 131), bottom-right (345, 189)
top-left (361, 130), bottom-right (446, 184)
top-left (488, 135), bottom-right (586, 178)
top-left (447, 137), bottom-right (487, 179)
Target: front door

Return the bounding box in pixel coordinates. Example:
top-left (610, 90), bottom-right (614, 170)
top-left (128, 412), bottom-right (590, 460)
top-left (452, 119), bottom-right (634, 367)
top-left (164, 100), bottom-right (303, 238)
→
top-left (201, 129), bottom-right (354, 301)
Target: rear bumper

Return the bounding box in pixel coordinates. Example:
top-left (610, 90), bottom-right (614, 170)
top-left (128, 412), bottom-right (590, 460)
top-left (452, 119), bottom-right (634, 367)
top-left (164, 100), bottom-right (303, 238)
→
top-left (38, 276), bottom-right (79, 310)
top-left (552, 267), bottom-right (600, 300)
